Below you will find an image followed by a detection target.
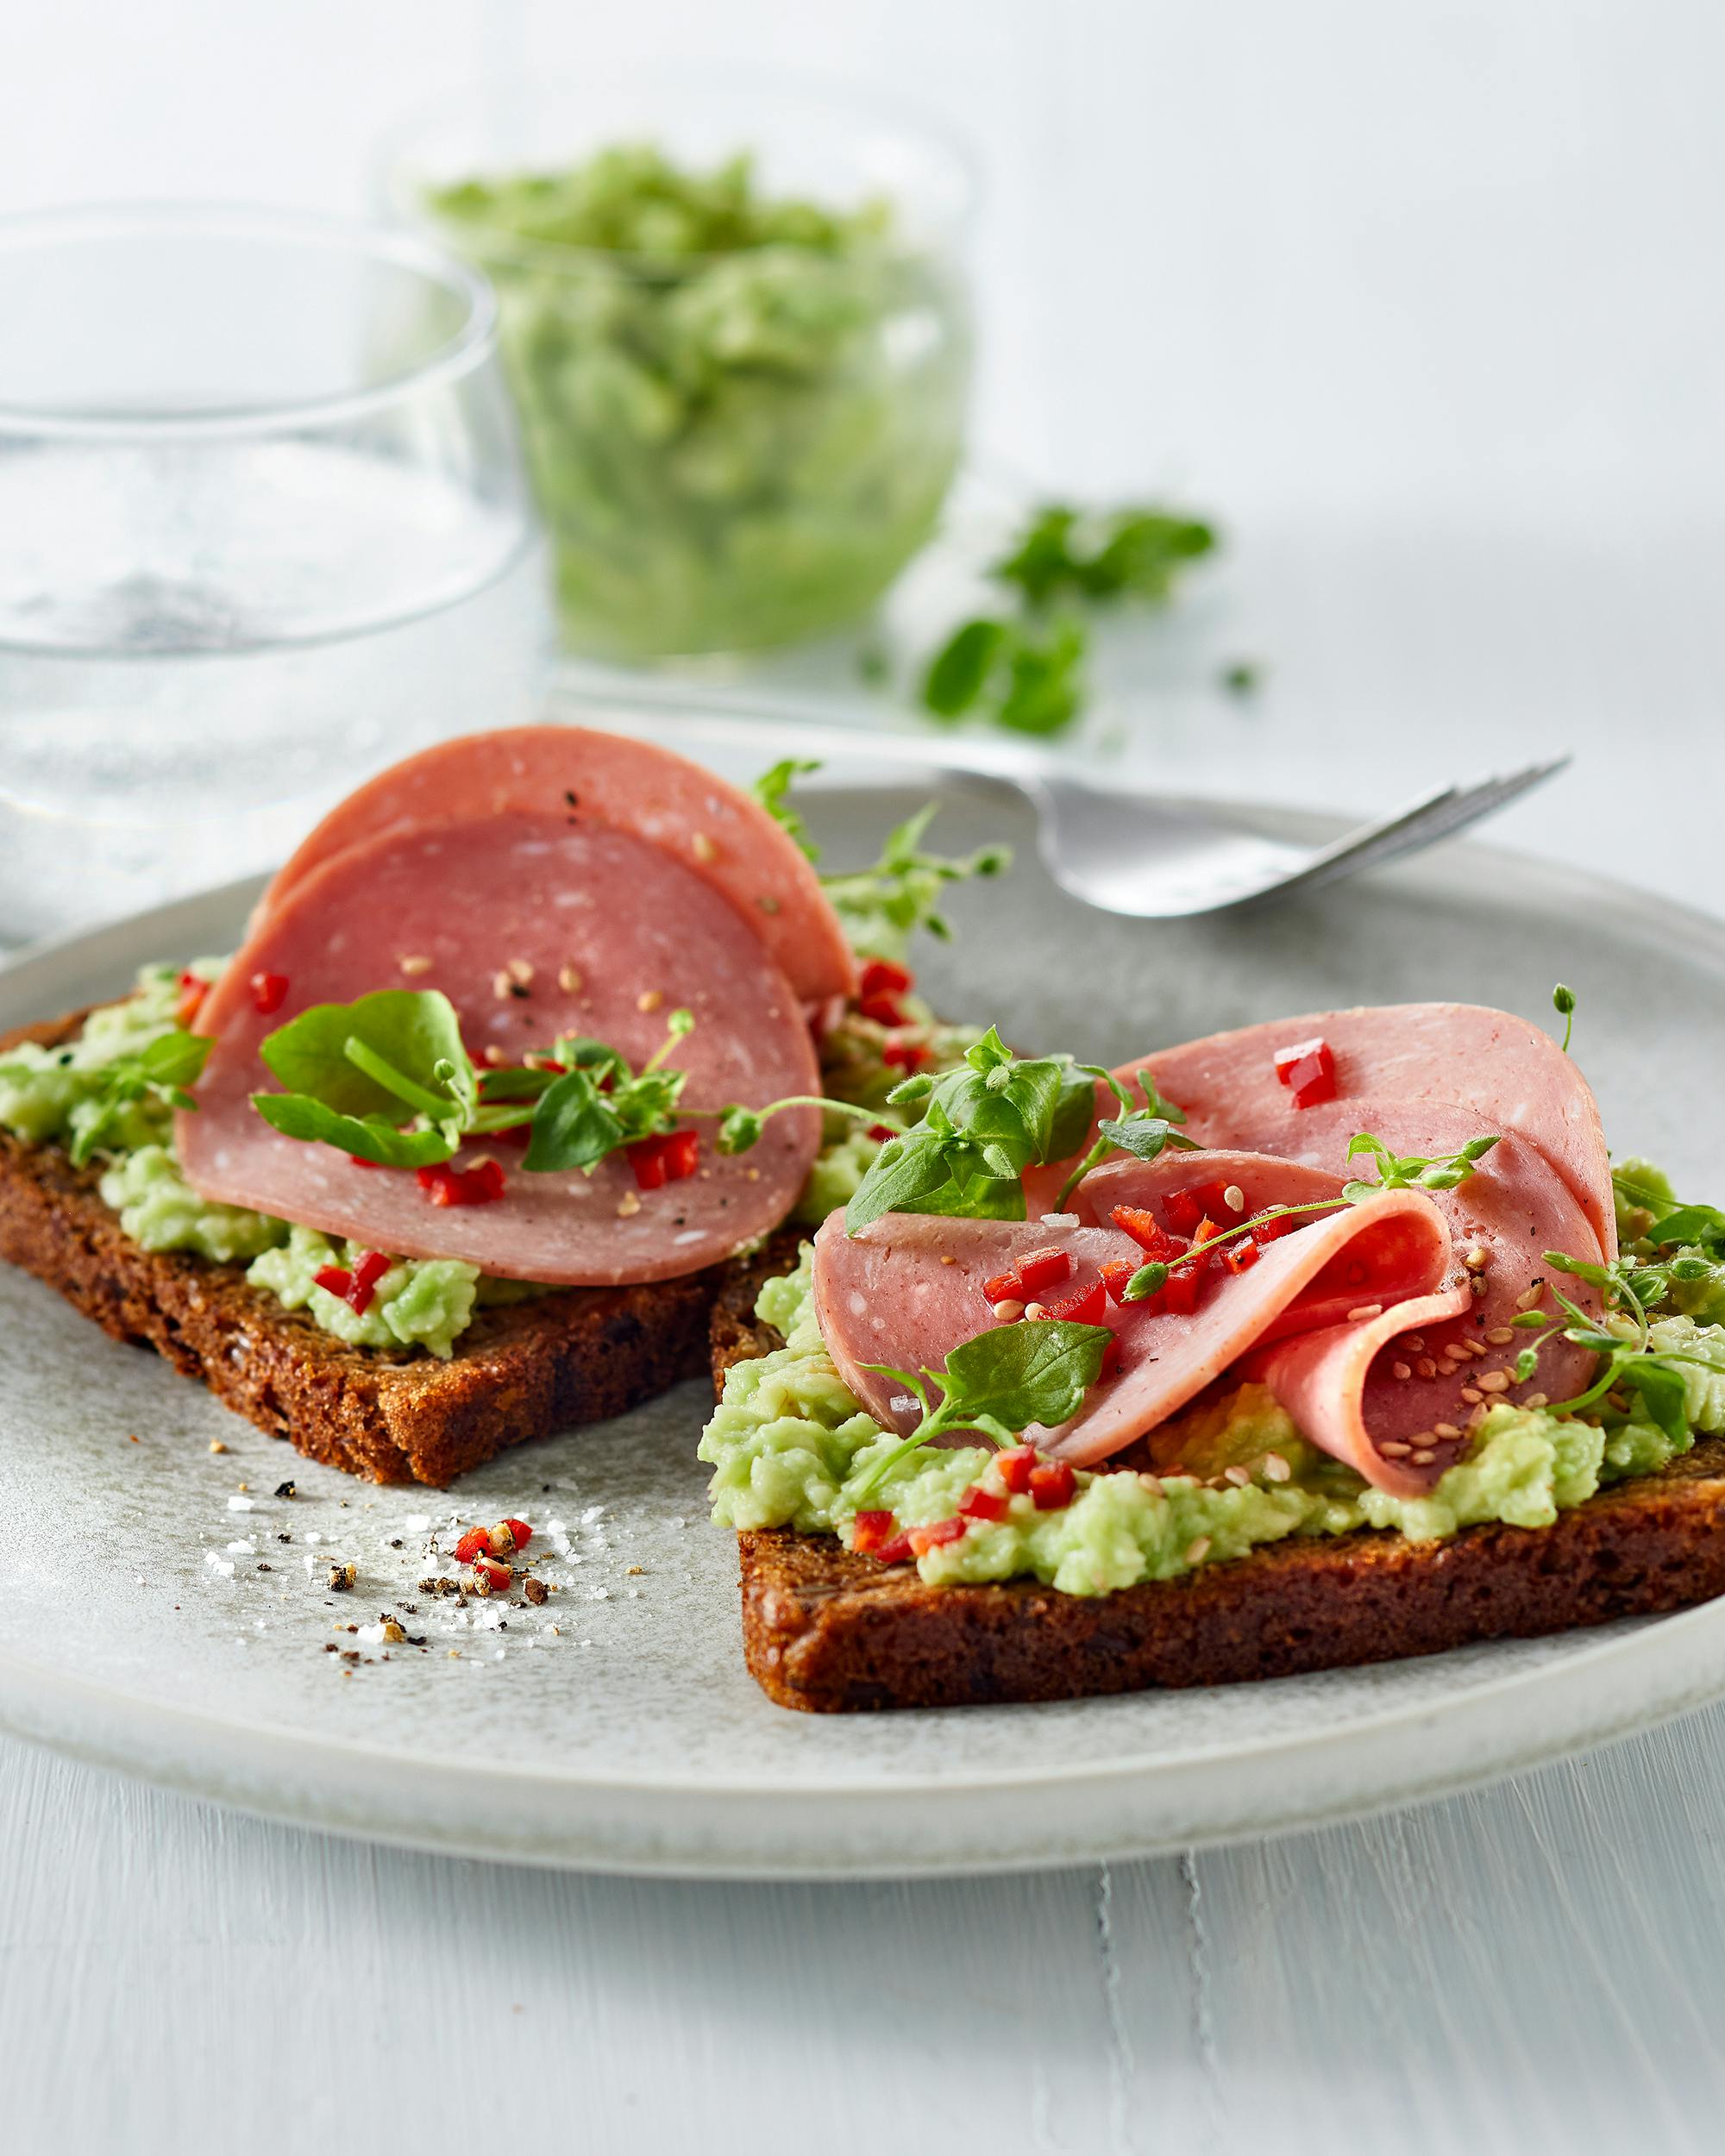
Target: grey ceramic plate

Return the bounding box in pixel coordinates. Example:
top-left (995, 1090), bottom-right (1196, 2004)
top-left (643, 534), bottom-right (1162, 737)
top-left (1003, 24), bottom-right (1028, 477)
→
top-left (3, 784), bottom-right (1725, 1878)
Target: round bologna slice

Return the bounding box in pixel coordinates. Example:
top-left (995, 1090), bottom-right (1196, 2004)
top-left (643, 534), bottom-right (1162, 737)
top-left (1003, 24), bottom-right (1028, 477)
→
top-left (255, 725), bottom-right (856, 1010)
top-left (178, 812), bottom-right (822, 1285)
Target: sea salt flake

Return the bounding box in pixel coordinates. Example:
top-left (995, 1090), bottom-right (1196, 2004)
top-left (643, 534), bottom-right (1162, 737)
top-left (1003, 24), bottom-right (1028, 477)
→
top-left (204, 1552), bottom-right (235, 1577)
top-left (227, 1495), bottom-right (255, 1512)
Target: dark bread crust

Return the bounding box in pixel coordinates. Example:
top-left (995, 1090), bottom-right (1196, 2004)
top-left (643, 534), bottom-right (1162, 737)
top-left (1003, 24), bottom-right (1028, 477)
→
top-left (0, 1009), bottom-right (719, 1485)
top-left (709, 1263), bottom-right (1725, 1712)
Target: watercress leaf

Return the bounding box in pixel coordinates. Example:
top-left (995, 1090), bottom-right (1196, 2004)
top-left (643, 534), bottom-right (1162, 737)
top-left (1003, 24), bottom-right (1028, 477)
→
top-left (885, 1073), bottom-right (936, 1106)
top-left (476, 1066), bottom-right (556, 1102)
top-left (1645, 1204), bottom-right (1725, 1250)
top-left (922, 617), bottom-right (1007, 718)
top-left (1096, 1115), bottom-right (1198, 1164)
top-left (260, 991), bottom-right (473, 1122)
top-left (1621, 1357), bottom-right (1689, 1445)
top-left (752, 758), bottom-right (822, 862)
top-left (250, 1093), bottom-right (454, 1168)
top-left (523, 1069), bottom-right (625, 1175)
top-left (961, 1026), bottom-right (1016, 1077)
top-left (939, 1319), bottom-right (1112, 1432)
top-left (994, 617), bottom-right (1087, 737)
top-left (137, 1031), bottom-right (212, 1088)
top-left (844, 1133), bottom-right (966, 1235)
top-left (1050, 1063), bottom-right (1106, 1159)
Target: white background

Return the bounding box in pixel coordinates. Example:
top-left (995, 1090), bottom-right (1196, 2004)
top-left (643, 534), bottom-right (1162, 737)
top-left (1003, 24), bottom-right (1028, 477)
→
top-left (7, 7), bottom-right (1725, 2149)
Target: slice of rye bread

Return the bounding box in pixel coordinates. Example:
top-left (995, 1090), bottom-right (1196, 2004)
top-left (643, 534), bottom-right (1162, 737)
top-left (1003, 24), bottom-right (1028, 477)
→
top-left (709, 1261), bottom-right (1725, 1712)
top-left (0, 1007), bottom-right (745, 1486)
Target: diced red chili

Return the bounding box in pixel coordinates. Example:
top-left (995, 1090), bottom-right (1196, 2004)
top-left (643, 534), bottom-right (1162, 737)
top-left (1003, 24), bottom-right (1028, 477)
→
top-left (348, 1154), bottom-right (383, 1170)
top-left (1164, 1182), bottom-right (1239, 1235)
top-left (1110, 1206), bottom-right (1182, 1260)
top-left (347, 1250), bottom-right (392, 1315)
top-left (1251, 1212), bottom-right (1296, 1246)
top-left (175, 971), bottom-right (209, 1029)
top-left (312, 1264), bottom-right (352, 1300)
top-left (1098, 1333), bottom-right (1123, 1380)
top-left (858, 991), bottom-right (910, 1027)
top-left (628, 1128), bottom-right (700, 1190)
top-left (471, 1555), bottom-right (512, 1593)
top-left (453, 1527), bottom-right (492, 1564)
top-left (858, 957), bottom-right (914, 1000)
top-left (1029, 1459), bottom-right (1076, 1510)
top-left (982, 1269), bottom-right (1022, 1306)
top-left (250, 971), bottom-right (289, 1015)
top-left (957, 1484), bottom-right (1010, 1524)
top-left (486, 1122), bottom-right (532, 1148)
top-left (1274, 1036), bottom-right (1337, 1108)
top-left (1220, 1238), bottom-right (1259, 1275)
top-left (873, 1529), bottom-right (917, 1564)
top-left (503, 1516), bottom-right (532, 1551)
top-left (1045, 1278), bottom-right (1107, 1326)
top-left (850, 1509), bottom-right (898, 1555)
top-left (1158, 1266), bottom-right (1203, 1316)
top-left (1013, 1246), bottom-right (1072, 1295)
top-left (881, 1035), bottom-right (930, 1074)
top-left (416, 1158), bottom-right (506, 1206)
top-left (907, 1516), bottom-right (969, 1557)
top-left (995, 1446), bottom-right (1038, 1495)
top-left (1100, 1259), bottom-right (1139, 1303)
top-left (866, 1123), bottom-right (898, 1144)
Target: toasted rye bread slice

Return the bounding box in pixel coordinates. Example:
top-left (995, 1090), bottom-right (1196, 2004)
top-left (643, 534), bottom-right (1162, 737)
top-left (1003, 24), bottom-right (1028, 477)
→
top-left (0, 1009), bottom-right (725, 1486)
top-left (709, 1262), bottom-right (1725, 1712)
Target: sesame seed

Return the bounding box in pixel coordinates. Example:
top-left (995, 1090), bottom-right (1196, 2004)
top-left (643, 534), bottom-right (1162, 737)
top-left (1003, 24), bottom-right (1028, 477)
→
top-left (1477, 1369), bottom-right (1511, 1394)
top-left (1464, 1245), bottom-right (1489, 1271)
top-left (1391, 1361), bottom-right (1412, 1381)
top-left (1346, 1302), bottom-right (1383, 1323)
top-left (1023, 1300), bottom-right (1049, 1321)
top-left (617, 1191), bottom-right (641, 1218)
top-left (637, 989), bottom-right (664, 1013)
top-left (1460, 1385), bottom-right (1484, 1404)
top-left (1411, 1448), bottom-right (1437, 1466)
top-left (939, 1255), bottom-right (956, 1266)
top-left (483, 1044), bottom-right (506, 1067)
top-left (398, 954), bottom-right (433, 975)
top-left (1379, 1440), bottom-right (1412, 1457)
top-left (558, 963), bottom-right (582, 993)
top-left (1222, 1184), bottom-right (1245, 1213)
top-left (209, 1438), bottom-right (227, 1454)
top-left (505, 958), bottom-right (534, 986)
top-left (492, 969), bottom-right (512, 1000)
top-left (1486, 1326), bottom-right (1515, 1344)
top-left (1471, 1276), bottom-right (1488, 1295)
top-left (692, 831), bottom-right (718, 863)
top-left (1523, 1391), bottom-right (1547, 1409)
top-left (1184, 1536), bottom-right (1212, 1566)
top-left (991, 1300), bottom-right (1025, 1323)
top-left (1515, 1285), bottom-right (1544, 1311)
top-left (1463, 1339), bottom-right (1488, 1358)
top-left (1224, 1464), bottom-right (1251, 1486)
top-left (1404, 1335), bottom-right (1426, 1352)
top-left (1417, 1357), bottom-right (1438, 1379)
top-left (1261, 1452), bottom-right (1291, 1482)
top-left (1433, 1422), bottom-right (1462, 1438)
top-left (1467, 1403), bottom-right (1489, 1428)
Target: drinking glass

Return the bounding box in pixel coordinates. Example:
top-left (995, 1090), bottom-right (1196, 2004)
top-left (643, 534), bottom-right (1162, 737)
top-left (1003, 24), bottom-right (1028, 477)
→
top-left (0, 205), bottom-right (555, 944)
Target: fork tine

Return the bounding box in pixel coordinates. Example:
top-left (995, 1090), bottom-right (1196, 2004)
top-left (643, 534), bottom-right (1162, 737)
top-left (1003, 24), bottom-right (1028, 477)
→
top-left (1284, 757), bottom-right (1570, 898)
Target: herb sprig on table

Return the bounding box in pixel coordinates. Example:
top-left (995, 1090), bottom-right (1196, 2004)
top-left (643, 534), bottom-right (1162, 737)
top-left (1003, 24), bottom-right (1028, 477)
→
top-left (917, 501), bottom-right (1220, 737)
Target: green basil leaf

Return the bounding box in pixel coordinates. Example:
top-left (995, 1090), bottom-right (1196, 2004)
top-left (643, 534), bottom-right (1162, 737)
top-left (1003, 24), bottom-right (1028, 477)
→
top-left (1645, 1204), bottom-right (1725, 1250)
top-left (523, 1069), bottom-right (626, 1174)
top-left (1047, 1063), bottom-right (1103, 1163)
top-left (251, 1093), bottom-right (454, 1167)
top-left (1096, 1115), bottom-right (1196, 1164)
top-left (1621, 1357), bottom-right (1690, 1445)
top-left (844, 1133), bottom-right (969, 1235)
top-left (260, 991), bottom-right (474, 1123)
top-left (136, 1031), bottom-right (212, 1088)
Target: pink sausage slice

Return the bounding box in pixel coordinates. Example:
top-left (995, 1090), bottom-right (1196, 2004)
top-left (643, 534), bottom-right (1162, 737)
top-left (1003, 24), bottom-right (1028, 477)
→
top-left (256, 725), bottom-right (856, 1010)
top-left (179, 812), bottom-right (821, 1285)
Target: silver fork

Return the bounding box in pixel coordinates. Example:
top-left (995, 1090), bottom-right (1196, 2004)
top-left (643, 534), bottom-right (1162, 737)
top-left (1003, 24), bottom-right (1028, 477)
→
top-left (561, 686), bottom-right (1569, 920)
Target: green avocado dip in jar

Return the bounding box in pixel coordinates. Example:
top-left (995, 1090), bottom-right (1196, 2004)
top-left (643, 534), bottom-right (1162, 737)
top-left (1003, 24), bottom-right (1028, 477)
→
top-left (388, 72), bottom-right (973, 660)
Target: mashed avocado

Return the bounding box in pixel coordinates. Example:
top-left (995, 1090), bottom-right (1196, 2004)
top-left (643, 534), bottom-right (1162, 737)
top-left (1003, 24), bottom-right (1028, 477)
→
top-left (699, 1250), bottom-right (1725, 1596)
top-left (246, 1225), bottom-right (483, 1359)
top-left (100, 1145), bottom-right (286, 1265)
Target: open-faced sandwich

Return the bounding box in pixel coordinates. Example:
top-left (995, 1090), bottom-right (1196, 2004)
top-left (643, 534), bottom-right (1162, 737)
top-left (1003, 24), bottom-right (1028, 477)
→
top-left (704, 997), bottom-right (1725, 1710)
top-left (0, 725), bottom-right (996, 1485)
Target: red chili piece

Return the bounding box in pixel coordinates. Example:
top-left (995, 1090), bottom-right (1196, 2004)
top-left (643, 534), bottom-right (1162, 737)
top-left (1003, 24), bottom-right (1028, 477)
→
top-left (907, 1517), bottom-right (969, 1557)
top-left (452, 1527), bottom-right (492, 1564)
top-left (1274, 1036), bottom-right (1337, 1109)
top-left (983, 1269), bottom-right (1023, 1306)
top-left (873, 1529), bottom-right (917, 1564)
top-left (1109, 1206), bottom-right (1183, 1260)
top-left (957, 1485), bottom-right (1010, 1523)
top-left (857, 990), bottom-right (910, 1027)
top-left (1099, 1259), bottom-right (1139, 1304)
top-left (312, 1264), bottom-right (352, 1300)
top-left (850, 1509), bottom-right (898, 1555)
top-left (1221, 1239), bottom-right (1259, 1276)
top-left (627, 1128), bottom-right (700, 1190)
top-left (348, 1155), bottom-right (383, 1170)
top-left (416, 1158), bottom-right (506, 1206)
top-left (175, 971), bottom-right (209, 1029)
top-left (858, 957), bottom-right (914, 1000)
top-left (1013, 1247), bottom-right (1072, 1296)
top-left (471, 1556), bottom-right (512, 1593)
top-left (881, 1036), bottom-right (930, 1074)
top-left (503, 1516), bottom-right (532, 1550)
top-left (1251, 1213), bottom-right (1296, 1246)
top-left (347, 1250), bottom-right (392, 1315)
top-left (1029, 1459), bottom-right (1076, 1510)
top-left (995, 1446), bottom-right (1038, 1495)
top-left (866, 1123), bottom-right (898, 1144)
top-left (1045, 1279), bottom-right (1107, 1326)
top-left (250, 971), bottom-right (289, 1015)
top-left (486, 1123), bottom-right (532, 1148)
top-left (1098, 1334), bottom-right (1123, 1380)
